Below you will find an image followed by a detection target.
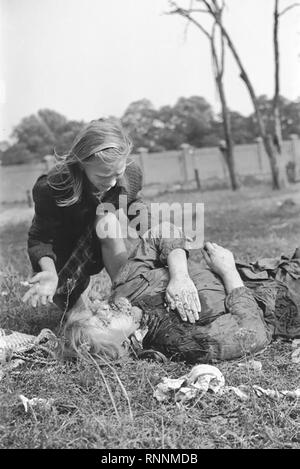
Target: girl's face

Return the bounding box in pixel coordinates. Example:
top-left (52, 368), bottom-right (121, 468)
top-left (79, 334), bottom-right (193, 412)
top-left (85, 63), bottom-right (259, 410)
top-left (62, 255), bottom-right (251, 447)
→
top-left (82, 156), bottom-right (126, 194)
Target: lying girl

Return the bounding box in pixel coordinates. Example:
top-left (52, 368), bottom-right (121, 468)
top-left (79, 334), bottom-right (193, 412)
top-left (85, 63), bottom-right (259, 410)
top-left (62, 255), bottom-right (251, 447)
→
top-left (63, 219), bottom-right (300, 364)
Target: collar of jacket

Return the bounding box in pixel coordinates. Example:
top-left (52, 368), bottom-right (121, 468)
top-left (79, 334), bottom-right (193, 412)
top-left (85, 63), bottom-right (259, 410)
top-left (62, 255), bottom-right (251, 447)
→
top-left (116, 172), bottom-right (130, 193)
top-left (84, 171), bottom-right (130, 207)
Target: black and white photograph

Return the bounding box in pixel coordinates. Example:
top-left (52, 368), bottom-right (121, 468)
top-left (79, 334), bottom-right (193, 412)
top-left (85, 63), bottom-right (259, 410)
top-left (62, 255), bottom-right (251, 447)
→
top-left (0, 0), bottom-right (300, 451)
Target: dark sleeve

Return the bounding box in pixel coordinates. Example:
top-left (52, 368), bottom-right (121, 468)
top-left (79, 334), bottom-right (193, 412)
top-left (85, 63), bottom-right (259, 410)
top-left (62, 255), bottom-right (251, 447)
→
top-left (124, 161), bottom-right (143, 204)
top-left (27, 175), bottom-right (61, 271)
top-left (125, 161), bottom-right (152, 236)
top-left (150, 222), bottom-right (190, 265)
top-left (132, 222), bottom-right (190, 267)
top-left (140, 287), bottom-right (273, 364)
top-left (205, 286), bottom-right (273, 360)
top-left (157, 234), bottom-right (190, 265)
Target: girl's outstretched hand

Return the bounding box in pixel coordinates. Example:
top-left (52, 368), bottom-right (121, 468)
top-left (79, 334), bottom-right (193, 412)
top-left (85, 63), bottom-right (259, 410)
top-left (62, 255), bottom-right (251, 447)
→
top-left (165, 274), bottom-right (201, 323)
top-left (22, 271), bottom-right (58, 308)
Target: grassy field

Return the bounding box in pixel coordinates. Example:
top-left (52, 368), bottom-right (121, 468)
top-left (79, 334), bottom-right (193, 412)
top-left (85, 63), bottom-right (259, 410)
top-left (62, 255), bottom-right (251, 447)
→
top-left (1, 183), bottom-right (300, 449)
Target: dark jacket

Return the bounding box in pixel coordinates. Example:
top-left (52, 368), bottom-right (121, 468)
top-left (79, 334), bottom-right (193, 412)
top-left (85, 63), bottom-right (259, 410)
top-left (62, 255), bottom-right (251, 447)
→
top-left (28, 161), bottom-right (146, 273)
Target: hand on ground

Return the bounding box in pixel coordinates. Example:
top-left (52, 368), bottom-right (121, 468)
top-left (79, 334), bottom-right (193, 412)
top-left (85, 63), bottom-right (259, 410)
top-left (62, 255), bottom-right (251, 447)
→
top-left (165, 275), bottom-right (201, 323)
top-left (22, 271), bottom-right (58, 308)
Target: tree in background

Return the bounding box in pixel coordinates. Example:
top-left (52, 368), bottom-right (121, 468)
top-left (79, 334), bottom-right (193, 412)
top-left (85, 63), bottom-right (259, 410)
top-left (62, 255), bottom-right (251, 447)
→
top-left (122, 96), bottom-right (215, 152)
top-left (35, 109), bottom-right (85, 154)
top-left (272, 0), bottom-right (300, 186)
top-left (53, 120), bottom-right (85, 154)
top-left (1, 109), bottom-right (85, 165)
top-left (188, 0), bottom-right (299, 189)
top-left (169, 1), bottom-right (240, 190)
top-left (171, 96), bottom-right (215, 147)
top-left (121, 99), bottom-right (162, 151)
top-left (1, 97), bottom-right (298, 165)
top-left (37, 109), bottom-right (67, 137)
top-left (0, 143), bottom-right (33, 165)
top-left (152, 104), bottom-right (184, 150)
top-left (280, 98), bottom-right (300, 138)
top-left (246, 95), bottom-right (300, 141)
top-left (11, 114), bottom-right (55, 159)
top-left (226, 112), bottom-right (255, 144)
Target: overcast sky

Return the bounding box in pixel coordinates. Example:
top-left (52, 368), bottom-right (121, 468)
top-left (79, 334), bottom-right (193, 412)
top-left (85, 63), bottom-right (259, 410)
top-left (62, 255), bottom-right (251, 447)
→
top-left (1, 0), bottom-right (299, 141)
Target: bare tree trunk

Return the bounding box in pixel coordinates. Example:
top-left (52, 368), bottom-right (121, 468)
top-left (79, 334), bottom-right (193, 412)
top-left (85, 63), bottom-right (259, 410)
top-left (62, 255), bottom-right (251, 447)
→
top-left (217, 75), bottom-right (239, 190)
top-left (200, 0), bottom-right (285, 189)
top-left (273, 0), bottom-right (289, 187)
top-left (170, 0), bottom-right (298, 189)
top-left (217, 31), bottom-right (280, 187)
top-left (169, 4), bottom-right (239, 190)
top-left (210, 27), bottom-right (240, 190)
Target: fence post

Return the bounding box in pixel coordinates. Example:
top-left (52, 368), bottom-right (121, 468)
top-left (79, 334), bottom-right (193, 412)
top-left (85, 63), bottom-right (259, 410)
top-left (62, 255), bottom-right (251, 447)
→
top-left (194, 167), bottom-right (201, 190)
top-left (190, 149), bottom-right (201, 190)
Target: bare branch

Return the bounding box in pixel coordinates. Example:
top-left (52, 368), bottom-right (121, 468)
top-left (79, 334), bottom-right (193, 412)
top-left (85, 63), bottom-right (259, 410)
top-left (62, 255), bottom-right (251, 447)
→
top-left (201, 0), bottom-right (215, 14)
top-left (210, 21), bottom-right (223, 77)
top-left (279, 2), bottom-right (300, 16)
top-left (185, 8), bottom-right (211, 13)
top-left (166, 1), bottom-right (210, 15)
top-left (205, 0), bottom-right (222, 16)
top-left (273, 0), bottom-right (280, 106)
top-left (168, 4), bottom-right (211, 39)
top-left (211, 23), bottom-right (218, 72)
top-left (220, 20), bottom-right (225, 75)
top-left (169, 1), bottom-right (225, 79)
top-left (211, 21), bottom-right (217, 38)
top-left (183, 0), bottom-right (194, 40)
top-left (215, 5), bottom-right (225, 77)
top-left (211, 0), bottom-right (222, 11)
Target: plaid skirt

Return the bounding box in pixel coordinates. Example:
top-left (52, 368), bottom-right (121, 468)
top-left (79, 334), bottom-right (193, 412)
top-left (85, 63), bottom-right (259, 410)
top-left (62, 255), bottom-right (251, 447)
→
top-left (53, 225), bottom-right (103, 312)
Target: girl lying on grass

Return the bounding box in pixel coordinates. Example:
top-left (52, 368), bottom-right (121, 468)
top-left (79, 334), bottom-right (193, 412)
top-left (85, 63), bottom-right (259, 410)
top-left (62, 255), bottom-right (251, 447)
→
top-left (63, 217), bottom-right (300, 364)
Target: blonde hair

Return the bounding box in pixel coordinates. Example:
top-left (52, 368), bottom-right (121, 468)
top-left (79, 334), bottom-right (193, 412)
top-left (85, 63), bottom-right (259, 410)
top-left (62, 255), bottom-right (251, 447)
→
top-left (62, 302), bottom-right (130, 361)
top-left (48, 118), bottom-right (133, 207)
